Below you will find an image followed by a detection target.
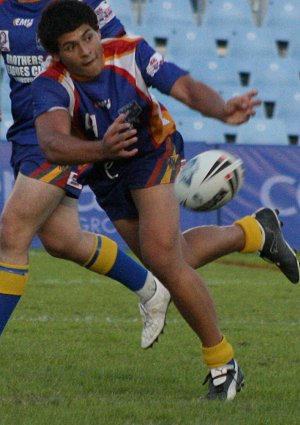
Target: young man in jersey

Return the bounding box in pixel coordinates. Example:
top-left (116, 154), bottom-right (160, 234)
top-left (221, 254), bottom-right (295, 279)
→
top-left (33, 0), bottom-right (299, 400)
top-left (0, 0), bottom-right (172, 350)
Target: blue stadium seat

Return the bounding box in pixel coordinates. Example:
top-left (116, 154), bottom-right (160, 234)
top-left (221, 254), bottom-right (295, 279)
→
top-left (175, 116), bottom-right (229, 144)
top-left (263, 0), bottom-right (300, 32)
top-left (202, 0), bottom-right (255, 31)
top-left (253, 58), bottom-right (300, 88)
top-left (142, 0), bottom-right (196, 39)
top-left (273, 89), bottom-right (300, 135)
top-left (286, 30), bottom-right (300, 59)
top-left (228, 28), bottom-right (278, 60)
top-left (192, 56), bottom-right (240, 87)
top-left (236, 57), bottom-right (300, 89)
top-left (108, 0), bottom-right (137, 33)
top-left (166, 27), bottom-right (219, 65)
top-left (236, 118), bottom-right (289, 145)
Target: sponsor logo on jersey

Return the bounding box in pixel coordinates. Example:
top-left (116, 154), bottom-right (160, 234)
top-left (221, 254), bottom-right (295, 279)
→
top-left (94, 99), bottom-right (111, 109)
top-left (0, 30), bottom-right (10, 52)
top-left (94, 1), bottom-right (115, 29)
top-left (13, 18), bottom-right (34, 28)
top-left (146, 53), bottom-right (164, 77)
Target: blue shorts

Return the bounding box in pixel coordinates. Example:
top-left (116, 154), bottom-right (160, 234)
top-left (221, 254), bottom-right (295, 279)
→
top-left (86, 131), bottom-right (185, 221)
top-left (10, 143), bottom-right (83, 199)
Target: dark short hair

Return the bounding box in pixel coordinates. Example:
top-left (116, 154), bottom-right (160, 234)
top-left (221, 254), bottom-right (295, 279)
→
top-left (38, 0), bottom-right (99, 54)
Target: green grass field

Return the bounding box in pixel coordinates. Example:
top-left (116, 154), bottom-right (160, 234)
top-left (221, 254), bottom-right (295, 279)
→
top-left (0, 250), bottom-right (299, 425)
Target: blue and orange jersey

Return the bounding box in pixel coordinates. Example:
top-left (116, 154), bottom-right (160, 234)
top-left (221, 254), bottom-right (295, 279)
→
top-left (0, 0), bottom-right (124, 145)
top-left (32, 36), bottom-right (187, 157)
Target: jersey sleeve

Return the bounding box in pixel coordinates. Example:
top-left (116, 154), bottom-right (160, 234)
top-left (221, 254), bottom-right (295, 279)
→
top-left (136, 39), bottom-right (188, 95)
top-left (85, 0), bottom-right (125, 38)
top-left (31, 76), bottom-right (70, 121)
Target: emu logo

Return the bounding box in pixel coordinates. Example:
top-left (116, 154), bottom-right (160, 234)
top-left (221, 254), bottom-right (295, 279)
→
top-left (13, 18), bottom-right (34, 28)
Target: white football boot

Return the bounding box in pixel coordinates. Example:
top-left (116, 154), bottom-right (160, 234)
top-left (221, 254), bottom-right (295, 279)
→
top-left (139, 277), bottom-right (171, 349)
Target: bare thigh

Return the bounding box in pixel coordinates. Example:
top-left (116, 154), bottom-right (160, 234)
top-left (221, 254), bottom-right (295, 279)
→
top-left (0, 173), bottom-right (66, 263)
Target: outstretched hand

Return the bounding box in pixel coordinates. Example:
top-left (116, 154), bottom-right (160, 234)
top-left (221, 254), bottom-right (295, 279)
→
top-left (100, 113), bottom-right (138, 160)
top-left (224, 90), bottom-right (261, 125)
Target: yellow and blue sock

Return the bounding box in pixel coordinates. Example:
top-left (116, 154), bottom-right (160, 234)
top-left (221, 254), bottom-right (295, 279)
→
top-left (235, 215), bottom-right (263, 253)
top-left (84, 234), bottom-right (152, 294)
top-left (0, 262), bottom-right (29, 334)
top-left (202, 336), bottom-right (234, 369)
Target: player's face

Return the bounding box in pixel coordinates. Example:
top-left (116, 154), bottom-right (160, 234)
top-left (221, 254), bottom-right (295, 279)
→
top-left (55, 24), bottom-right (104, 79)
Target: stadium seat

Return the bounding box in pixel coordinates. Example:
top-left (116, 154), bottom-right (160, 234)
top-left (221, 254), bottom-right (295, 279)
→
top-left (142, 0), bottom-right (196, 39)
top-left (228, 28), bottom-right (278, 60)
top-left (236, 118), bottom-right (289, 145)
top-left (273, 89), bottom-right (300, 135)
top-left (286, 30), bottom-right (300, 59)
top-left (166, 27), bottom-right (217, 63)
top-left (109, 0), bottom-right (137, 33)
top-left (166, 26), bottom-right (231, 66)
top-left (237, 57), bottom-right (300, 89)
top-left (191, 56), bottom-right (240, 87)
top-left (202, 0), bottom-right (255, 31)
top-left (263, 0), bottom-right (300, 32)
top-left (175, 116), bottom-right (230, 144)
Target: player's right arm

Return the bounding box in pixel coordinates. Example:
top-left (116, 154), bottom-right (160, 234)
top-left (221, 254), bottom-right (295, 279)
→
top-left (35, 109), bottom-right (138, 165)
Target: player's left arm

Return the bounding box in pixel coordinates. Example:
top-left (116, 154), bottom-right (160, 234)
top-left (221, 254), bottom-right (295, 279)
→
top-left (169, 74), bottom-right (261, 125)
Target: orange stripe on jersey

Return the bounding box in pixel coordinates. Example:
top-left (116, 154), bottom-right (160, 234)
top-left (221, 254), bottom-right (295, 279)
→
top-left (148, 101), bottom-right (177, 148)
top-left (103, 36), bottom-right (142, 60)
top-left (145, 138), bottom-right (181, 187)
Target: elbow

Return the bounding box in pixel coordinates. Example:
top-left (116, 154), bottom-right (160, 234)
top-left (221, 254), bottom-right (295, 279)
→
top-left (39, 136), bottom-right (64, 165)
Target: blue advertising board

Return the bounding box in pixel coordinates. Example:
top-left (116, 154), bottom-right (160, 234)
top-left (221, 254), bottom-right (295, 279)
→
top-left (1, 141), bottom-right (300, 249)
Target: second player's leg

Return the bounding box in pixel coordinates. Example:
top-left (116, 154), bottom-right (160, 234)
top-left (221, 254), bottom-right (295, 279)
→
top-left (38, 195), bottom-right (95, 264)
top-left (0, 173), bottom-right (66, 265)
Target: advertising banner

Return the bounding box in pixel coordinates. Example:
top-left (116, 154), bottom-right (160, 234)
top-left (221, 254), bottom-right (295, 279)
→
top-left (1, 141), bottom-right (300, 249)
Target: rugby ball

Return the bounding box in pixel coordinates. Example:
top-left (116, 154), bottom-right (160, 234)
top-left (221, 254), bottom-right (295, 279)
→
top-left (174, 149), bottom-right (244, 211)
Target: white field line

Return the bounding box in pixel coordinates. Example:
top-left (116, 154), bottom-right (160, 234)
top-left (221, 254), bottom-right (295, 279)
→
top-left (33, 278), bottom-right (283, 286)
top-left (11, 315), bottom-right (300, 326)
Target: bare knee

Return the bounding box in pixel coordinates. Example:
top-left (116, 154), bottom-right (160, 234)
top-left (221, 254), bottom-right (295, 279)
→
top-left (0, 210), bottom-right (32, 255)
top-left (141, 241), bottom-right (182, 284)
top-left (39, 228), bottom-right (93, 264)
top-left (39, 229), bottom-right (71, 259)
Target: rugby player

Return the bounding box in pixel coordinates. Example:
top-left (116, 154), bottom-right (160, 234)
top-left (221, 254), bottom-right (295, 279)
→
top-left (0, 0), bottom-right (171, 350)
top-left (33, 0), bottom-right (299, 399)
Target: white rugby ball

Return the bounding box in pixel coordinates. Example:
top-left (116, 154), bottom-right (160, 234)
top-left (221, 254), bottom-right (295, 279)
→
top-left (174, 149), bottom-right (244, 211)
